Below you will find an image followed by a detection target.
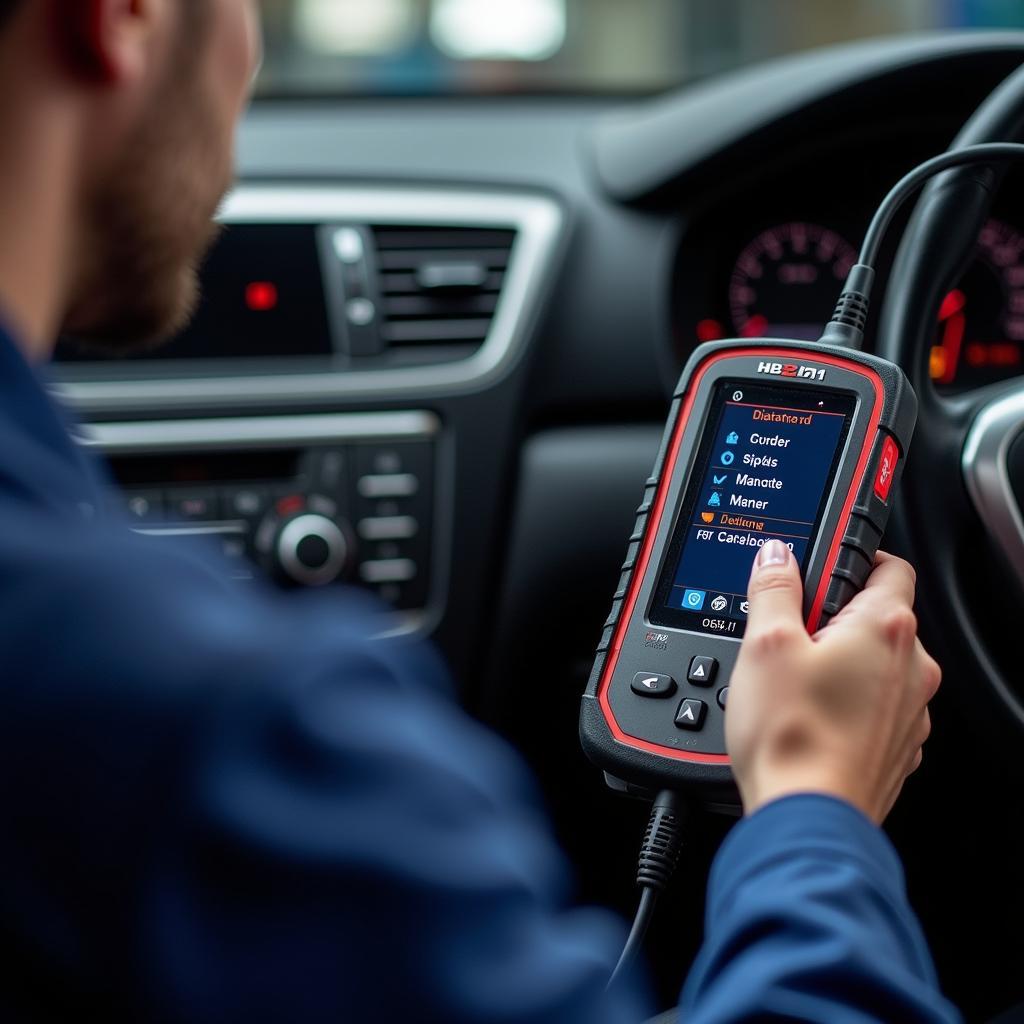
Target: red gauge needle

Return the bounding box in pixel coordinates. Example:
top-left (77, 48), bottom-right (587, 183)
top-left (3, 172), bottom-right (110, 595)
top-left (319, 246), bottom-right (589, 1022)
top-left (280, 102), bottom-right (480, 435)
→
top-left (937, 289), bottom-right (967, 385)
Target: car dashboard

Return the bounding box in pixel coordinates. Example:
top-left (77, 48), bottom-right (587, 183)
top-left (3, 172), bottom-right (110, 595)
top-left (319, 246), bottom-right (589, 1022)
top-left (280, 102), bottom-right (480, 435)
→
top-left (50, 30), bottom-right (1024, 1020)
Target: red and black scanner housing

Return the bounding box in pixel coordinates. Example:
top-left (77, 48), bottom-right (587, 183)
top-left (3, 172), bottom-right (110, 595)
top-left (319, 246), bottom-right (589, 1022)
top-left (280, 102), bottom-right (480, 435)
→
top-left (579, 339), bottom-right (918, 800)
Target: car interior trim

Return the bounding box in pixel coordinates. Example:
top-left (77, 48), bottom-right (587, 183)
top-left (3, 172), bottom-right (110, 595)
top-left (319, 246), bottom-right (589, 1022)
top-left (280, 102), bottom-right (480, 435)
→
top-left (55, 187), bottom-right (564, 415)
top-left (83, 410), bottom-right (445, 639)
top-left (962, 386), bottom-right (1024, 583)
top-left (79, 410), bottom-right (440, 454)
top-left (592, 32), bottom-right (1024, 202)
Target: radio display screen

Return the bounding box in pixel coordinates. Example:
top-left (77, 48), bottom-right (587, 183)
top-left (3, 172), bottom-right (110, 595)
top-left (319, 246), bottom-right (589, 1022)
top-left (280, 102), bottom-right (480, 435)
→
top-left (649, 380), bottom-right (856, 638)
top-left (58, 225), bottom-right (334, 363)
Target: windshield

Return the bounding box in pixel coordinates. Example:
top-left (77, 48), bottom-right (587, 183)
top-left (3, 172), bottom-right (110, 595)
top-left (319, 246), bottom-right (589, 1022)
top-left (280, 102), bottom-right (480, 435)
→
top-left (256, 0), bottom-right (1024, 98)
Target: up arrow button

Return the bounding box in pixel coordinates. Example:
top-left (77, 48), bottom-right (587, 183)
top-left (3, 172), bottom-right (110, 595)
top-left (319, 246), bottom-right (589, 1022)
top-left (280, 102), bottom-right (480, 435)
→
top-left (687, 656), bottom-right (718, 688)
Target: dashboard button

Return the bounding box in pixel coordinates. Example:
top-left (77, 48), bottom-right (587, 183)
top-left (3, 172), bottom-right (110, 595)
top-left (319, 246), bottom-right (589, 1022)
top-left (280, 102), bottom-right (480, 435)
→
top-left (360, 559), bottom-right (417, 584)
top-left (357, 474), bottom-right (419, 499)
top-left (224, 488), bottom-right (269, 519)
top-left (276, 514), bottom-right (349, 587)
top-left (357, 516), bottom-right (419, 541)
top-left (169, 490), bottom-right (219, 522)
top-left (630, 672), bottom-right (676, 698)
top-left (124, 491), bottom-right (165, 523)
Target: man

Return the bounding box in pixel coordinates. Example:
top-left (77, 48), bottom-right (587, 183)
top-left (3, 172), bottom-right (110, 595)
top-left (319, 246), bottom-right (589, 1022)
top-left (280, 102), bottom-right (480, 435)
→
top-left (0, 2), bottom-right (957, 1021)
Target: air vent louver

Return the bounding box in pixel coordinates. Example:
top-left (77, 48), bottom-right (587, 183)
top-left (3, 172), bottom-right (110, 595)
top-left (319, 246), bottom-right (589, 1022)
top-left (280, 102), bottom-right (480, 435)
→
top-left (371, 226), bottom-right (516, 349)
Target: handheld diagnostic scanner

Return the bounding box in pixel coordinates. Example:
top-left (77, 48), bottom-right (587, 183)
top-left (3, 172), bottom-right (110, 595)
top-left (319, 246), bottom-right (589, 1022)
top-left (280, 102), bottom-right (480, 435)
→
top-left (580, 341), bottom-right (915, 800)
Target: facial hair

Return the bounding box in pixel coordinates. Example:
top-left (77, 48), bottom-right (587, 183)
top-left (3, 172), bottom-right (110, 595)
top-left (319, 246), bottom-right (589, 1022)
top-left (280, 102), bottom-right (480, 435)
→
top-left (62, 52), bottom-right (232, 354)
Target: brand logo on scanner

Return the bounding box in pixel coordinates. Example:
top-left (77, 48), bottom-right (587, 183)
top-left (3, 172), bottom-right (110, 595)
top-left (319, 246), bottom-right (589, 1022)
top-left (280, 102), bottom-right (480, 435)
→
top-left (756, 361), bottom-right (826, 381)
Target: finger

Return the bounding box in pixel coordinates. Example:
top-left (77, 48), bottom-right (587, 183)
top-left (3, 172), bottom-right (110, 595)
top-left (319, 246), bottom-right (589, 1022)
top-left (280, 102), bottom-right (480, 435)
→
top-left (823, 558), bottom-right (918, 641)
top-left (919, 708), bottom-right (932, 745)
top-left (915, 640), bottom-right (942, 701)
top-left (744, 539), bottom-right (807, 650)
top-left (861, 552), bottom-right (917, 607)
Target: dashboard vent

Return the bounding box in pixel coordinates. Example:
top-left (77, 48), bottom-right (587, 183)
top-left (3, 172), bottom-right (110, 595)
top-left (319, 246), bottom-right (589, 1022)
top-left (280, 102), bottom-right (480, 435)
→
top-left (371, 226), bottom-right (516, 350)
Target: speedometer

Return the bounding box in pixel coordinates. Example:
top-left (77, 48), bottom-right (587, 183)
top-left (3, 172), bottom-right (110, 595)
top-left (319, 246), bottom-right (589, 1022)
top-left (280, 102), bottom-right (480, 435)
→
top-left (728, 222), bottom-right (857, 341)
top-left (931, 218), bottom-right (1024, 390)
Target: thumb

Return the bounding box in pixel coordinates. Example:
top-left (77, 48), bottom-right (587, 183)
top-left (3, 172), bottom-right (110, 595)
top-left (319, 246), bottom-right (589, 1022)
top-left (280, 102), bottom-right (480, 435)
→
top-left (745, 539), bottom-right (806, 641)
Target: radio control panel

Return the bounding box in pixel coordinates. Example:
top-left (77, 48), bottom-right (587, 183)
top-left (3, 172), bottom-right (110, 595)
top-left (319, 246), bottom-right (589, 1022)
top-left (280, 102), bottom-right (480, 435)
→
top-left (85, 412), bottom-right (441, 623)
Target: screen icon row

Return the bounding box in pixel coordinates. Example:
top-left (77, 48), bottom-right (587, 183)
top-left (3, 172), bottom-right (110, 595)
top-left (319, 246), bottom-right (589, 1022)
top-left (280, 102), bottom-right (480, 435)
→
top-left (679, 588), bottom-right (749, 617)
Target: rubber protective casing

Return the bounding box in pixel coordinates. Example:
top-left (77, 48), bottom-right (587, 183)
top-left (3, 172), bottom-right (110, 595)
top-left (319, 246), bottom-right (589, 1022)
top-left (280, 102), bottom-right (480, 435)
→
top-left (580, 339), bottom-right (918, 801)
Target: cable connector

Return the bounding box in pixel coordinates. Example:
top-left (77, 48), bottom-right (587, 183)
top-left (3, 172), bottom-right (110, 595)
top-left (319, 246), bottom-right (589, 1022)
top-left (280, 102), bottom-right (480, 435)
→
top-left (636, 789), bottom-right (687, 891)
top-left (608, 790), bottom-right (689, 989)
top-left (818, 263), bottom-right (875, 351)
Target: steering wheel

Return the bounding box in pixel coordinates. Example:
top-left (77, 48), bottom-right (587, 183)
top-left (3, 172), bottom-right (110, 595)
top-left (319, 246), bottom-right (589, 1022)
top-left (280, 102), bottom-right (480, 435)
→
top-left (877, 63), bottom-right (1024, 740)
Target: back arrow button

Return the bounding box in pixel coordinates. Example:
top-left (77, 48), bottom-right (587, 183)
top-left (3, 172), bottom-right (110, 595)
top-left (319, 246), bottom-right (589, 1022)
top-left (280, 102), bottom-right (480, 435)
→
top-left (630, 672), bottom-right (676, 698)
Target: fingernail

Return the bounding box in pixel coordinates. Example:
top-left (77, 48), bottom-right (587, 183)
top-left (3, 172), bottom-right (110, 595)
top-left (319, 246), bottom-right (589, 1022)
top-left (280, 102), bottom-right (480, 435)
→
top-left (756, 539), bottom-right (790, 569)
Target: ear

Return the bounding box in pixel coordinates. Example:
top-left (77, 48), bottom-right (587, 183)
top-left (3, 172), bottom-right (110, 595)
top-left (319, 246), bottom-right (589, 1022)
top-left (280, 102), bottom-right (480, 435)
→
top-left (56, 0), bottom-right (157, 84)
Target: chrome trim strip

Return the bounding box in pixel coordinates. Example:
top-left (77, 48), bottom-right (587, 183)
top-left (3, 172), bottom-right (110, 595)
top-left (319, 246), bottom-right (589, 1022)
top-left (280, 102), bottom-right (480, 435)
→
top-left (963, 388), bottom-right (1024, 581)
top-left (81, 410), bottom-right (439, 455)
top-left (55, 186), bottom-right (564, 414)
top-left (136, 523), bottom-right (247, 538)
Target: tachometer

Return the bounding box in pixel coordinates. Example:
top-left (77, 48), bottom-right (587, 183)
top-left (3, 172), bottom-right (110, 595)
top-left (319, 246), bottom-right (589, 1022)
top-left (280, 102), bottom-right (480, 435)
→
top-left (728, 222), bottom-right (857, 341)
top-left (930, 218), bottom-right (1024, 390)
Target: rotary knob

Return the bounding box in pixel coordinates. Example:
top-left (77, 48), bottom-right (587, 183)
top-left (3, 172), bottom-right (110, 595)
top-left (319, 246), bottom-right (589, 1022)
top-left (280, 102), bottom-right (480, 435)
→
top-left (274, 513), bottom-right (350, 587)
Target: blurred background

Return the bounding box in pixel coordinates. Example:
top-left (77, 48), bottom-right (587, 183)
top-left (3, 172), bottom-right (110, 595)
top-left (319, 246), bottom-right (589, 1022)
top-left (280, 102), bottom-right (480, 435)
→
top-left (256, 0), bottom-right (1024, 97)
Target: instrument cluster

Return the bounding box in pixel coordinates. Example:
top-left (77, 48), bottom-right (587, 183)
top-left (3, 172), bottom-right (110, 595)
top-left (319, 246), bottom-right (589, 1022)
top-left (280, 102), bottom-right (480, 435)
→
top-left (674, 142), bottom-right (1024, 393)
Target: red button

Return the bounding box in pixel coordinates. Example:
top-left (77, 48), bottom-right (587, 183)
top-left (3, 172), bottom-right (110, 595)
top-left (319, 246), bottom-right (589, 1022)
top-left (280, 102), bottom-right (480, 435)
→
top-left (874, 436), bottom-right (899, 502)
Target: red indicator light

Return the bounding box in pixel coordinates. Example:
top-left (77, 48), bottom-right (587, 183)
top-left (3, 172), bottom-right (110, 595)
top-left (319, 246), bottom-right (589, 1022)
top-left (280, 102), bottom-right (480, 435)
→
top-left (696, 318), bottom-right (725, 343)
top-left (741, 314), bottom-right (768, 338)
top-left (245, 281), bottom-right (278, 312)
top-left (967, 343), bottom-right (1023, 368)
top-left (276, 495), bottom-right (305, 518)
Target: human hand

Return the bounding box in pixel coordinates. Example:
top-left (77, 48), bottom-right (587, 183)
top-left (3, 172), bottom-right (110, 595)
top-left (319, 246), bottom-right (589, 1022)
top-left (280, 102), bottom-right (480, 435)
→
top-left (726, 539), bottom-right (942, 824)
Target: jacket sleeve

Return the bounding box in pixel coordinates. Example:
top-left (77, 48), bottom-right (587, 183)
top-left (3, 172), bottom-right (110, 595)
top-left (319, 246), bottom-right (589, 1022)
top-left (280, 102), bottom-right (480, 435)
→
top-left (679, 795), bottom-right (962, 1024)
top-left (0, 523), bottom-right (651, 1024)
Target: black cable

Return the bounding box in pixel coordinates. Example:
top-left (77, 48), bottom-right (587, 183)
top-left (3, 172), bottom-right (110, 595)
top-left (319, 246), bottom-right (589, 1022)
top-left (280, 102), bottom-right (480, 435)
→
top-left (607, 790), bottom-right (688, 990)
top-left (819, 143), bottom-right (1024, 351)
top-left (859, 143), bottom-right (1024, 269)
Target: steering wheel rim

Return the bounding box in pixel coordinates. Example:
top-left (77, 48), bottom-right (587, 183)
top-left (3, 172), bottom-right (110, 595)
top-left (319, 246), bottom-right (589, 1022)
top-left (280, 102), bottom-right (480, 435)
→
top-left (877, 63), bottom-right (1024, 733)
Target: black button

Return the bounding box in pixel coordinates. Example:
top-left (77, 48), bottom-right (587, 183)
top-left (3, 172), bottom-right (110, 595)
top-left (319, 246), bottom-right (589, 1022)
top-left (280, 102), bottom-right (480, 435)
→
top-left (224, 487), bottom-right (269, 520)
top-left (675, 698), bottom-right (707, 730)
top-left (717, 687), bottom-right (729, 709)
top-left (631, 672), bottom-right (677, 698)
top-left (822, 578), bottom-right (859, 617)
top-left (169, 490), bottom-right (219, 522)
top-left (833, 544), bottom-right (873, 589)
top-left (688, 656), bottom-right (718, 687)
top-left (844, 510), bottom-right (882, 554)
top-left (124, 490), bottom-right (165, 523)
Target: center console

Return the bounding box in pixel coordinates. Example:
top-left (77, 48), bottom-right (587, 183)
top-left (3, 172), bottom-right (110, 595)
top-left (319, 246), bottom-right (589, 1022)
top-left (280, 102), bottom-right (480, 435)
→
top-left (84, 411), bottom-right (443, 629)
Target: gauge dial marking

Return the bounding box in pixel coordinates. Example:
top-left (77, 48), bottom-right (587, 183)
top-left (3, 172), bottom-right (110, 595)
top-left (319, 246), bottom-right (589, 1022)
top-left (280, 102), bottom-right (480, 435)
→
top-left (729, 222), bottom-right (857, 341)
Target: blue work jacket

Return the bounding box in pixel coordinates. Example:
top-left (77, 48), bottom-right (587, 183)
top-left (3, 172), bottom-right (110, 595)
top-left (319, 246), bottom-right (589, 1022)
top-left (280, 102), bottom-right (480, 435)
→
top-left (0, 328), bottom-right (959, 1023)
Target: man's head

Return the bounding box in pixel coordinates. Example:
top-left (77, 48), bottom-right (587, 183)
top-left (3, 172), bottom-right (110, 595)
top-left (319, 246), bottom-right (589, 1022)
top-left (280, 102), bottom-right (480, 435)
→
top-left (0, 0), bottom-right (261, 355)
